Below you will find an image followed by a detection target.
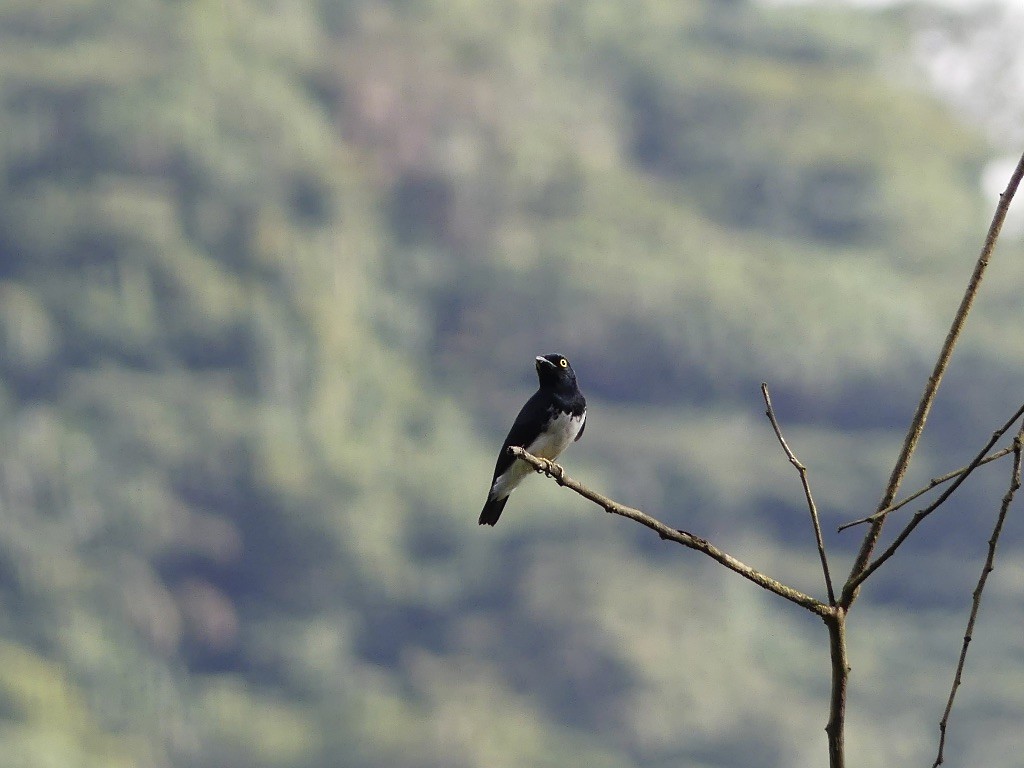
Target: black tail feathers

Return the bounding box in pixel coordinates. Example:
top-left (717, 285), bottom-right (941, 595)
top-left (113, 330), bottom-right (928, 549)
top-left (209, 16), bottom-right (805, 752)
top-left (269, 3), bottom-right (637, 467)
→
top-left (478, 495), bottom-right (509, 526)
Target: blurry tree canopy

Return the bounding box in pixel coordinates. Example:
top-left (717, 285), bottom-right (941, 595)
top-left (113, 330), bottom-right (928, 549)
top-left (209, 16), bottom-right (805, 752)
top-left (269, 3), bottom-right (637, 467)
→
top-left (0, 0), bottom-right (1017, 766)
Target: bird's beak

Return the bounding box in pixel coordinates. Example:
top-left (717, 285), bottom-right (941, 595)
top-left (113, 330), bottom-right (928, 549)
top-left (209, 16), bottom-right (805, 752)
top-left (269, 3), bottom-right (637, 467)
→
top-left (535, 356), bottom-right (555, 370)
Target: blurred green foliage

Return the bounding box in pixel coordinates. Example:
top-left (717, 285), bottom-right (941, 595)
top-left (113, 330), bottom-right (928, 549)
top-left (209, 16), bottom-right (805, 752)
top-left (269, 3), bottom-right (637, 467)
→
top-left (0, 0), bottom-right (1019, 766)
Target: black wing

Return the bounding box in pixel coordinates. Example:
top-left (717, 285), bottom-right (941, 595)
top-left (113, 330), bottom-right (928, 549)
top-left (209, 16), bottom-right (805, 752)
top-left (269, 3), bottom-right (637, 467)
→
top-left (574, 411), bottom-right (586, 442)
top-left (490, 389), bottom-right (548, 482)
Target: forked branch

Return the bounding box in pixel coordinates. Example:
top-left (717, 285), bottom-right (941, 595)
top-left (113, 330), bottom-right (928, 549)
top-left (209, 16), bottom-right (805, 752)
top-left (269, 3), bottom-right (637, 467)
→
top-left (510, 151), bottom-right (1024, 768)
top-left (838, 444), bottom-right (1015, 531)
top-left (845, 401), bottom-right (1024, 595)
top-left (842, 150), bottom-right (1024, 607)
top-left (509, 446), bottom-right (831, 618)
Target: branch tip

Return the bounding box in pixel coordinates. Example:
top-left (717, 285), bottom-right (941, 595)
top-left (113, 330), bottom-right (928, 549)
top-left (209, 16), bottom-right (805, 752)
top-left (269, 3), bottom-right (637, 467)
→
top-left (760, 382), bottom-right (835, 605)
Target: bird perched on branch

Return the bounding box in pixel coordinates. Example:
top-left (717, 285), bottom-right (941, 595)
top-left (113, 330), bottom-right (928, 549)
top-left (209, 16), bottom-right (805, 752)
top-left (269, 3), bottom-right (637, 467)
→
top-left (479, 353), bottom-right (587, 526)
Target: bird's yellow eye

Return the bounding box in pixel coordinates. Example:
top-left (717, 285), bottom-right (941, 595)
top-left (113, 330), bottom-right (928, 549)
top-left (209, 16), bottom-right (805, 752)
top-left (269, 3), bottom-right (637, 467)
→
top-left (559, 358), bottom-right (568, 368)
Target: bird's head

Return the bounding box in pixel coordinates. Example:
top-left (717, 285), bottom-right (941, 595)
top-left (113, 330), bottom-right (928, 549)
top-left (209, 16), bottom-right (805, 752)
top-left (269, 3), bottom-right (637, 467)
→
top-left (535, 353), bottom-right (577, 390)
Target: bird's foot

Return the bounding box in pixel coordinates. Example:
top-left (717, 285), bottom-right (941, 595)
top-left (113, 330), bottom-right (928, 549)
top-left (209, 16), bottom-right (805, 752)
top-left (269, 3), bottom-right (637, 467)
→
top-left (538, 458), bottom-right (564, 482)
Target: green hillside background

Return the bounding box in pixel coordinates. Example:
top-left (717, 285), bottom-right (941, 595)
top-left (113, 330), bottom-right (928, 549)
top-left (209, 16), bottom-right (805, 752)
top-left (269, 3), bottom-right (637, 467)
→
top-left (1, 0), bottom-right (1022, 766)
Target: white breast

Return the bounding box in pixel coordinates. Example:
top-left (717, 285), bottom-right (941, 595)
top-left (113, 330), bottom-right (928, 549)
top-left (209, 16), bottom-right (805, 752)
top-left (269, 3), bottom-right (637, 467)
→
top-left (525, 410), bottom-right (584, 461)
top-left (489, 410), bottom-right (585, 500)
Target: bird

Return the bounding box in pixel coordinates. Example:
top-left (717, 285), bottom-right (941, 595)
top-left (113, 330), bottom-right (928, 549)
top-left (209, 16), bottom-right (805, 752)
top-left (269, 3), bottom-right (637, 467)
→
top-left (479, 353), bottom-right (587, 526)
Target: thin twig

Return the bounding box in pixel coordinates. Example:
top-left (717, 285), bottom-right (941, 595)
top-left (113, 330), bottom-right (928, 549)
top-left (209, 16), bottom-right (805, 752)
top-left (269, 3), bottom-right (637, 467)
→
top-left (933, 429), bottom-right (1023, 766)
top-left (838, 445), bottom-right (1015, 532)
top-left (841, 150), bottom-right (1024, 608)
top-left (846, 402), bottom-right (1024, 595)
top-left (761, 382), bottom-right (836, 605)
top-left (509, 446), bottom-right (832, 618)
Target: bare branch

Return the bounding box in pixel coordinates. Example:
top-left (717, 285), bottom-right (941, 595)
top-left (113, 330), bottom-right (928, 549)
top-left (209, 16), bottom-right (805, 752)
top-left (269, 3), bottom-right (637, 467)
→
top-left (933, 429), bottom-right (1024, 767)
top-left (838, 444), bottom-right (1016, 532)
top-left (761, 382), bottom-right (836, 605)
top-left (845, 401), bottom-right (1024, 595)
top-left (825, 609), bottom-right (849, 768)
top-left (842, 150), bottom-right (1024, 608)
top-left (509, 446), bottom-right (832, 618)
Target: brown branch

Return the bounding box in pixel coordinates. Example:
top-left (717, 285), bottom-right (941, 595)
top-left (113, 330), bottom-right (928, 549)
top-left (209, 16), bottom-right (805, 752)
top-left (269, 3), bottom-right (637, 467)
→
top-left (933, 429), bottom-right (1024, 767)
top-left (841, 150), bottom-right (1024, 608)
top-left (761, 382), bottom-right (836, 605)
top-left (837, 445), bottom-right (1015, 532)
top-left (509, 446), bottom-right (832, 618)
top-left (845, 402), bottom-right (1024, 595)
top-left (825, 609), bottom-right (849, 768)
